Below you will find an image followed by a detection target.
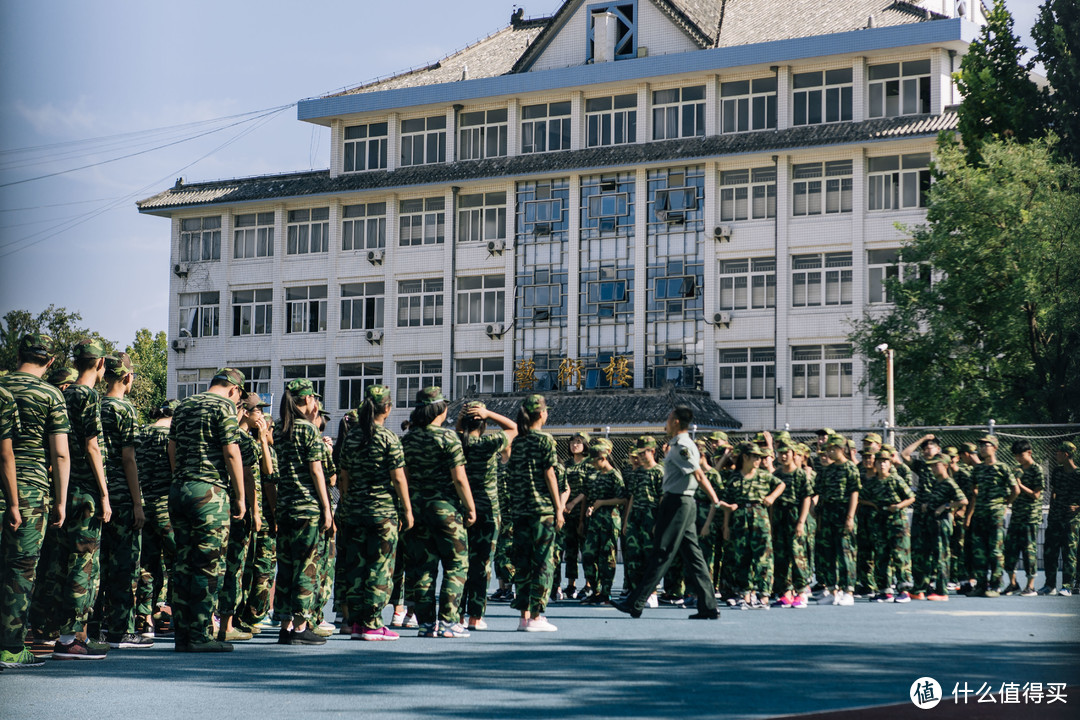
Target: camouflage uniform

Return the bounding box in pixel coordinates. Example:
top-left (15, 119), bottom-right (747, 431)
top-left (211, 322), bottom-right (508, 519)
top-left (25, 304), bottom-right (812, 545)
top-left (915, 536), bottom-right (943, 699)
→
top-left (951, 461), bottom-right (976, 580)
top-left (624, 464), bottom-right (663, 591)
top-left (1004, 464), bottom-right (1045, 580)
top-left (581, 465), bottom-right (625, 598)
top-left (861, 470), bottom-right (914, 591)
top-left (856, 460), bottom-right (879, 592)
top-left (241, 444), bottom-right (277, 624)
top-left (314, 440), bottom-right (336, 624)
top-left (169, 383), bottom-right (241, 645)
top-left (0, 364), bottom-right (69, 654)
top-left (815, 456), bottom-right (861, 591)
top-left (913, 465), bottom-right (966, 594)
top-left (1043, 459), bottom-right (1080, 590)
top-left (508, 427), bottom-right (560, 617)
top-left (401, 410), bottom-right (468, 627)
top-left (970, 458), bottom-right (1019, 591)
top-left (694, 467), bottom-right (721, 583)
top-left (492, 461), bottom-right (515, 586)
top-left (217, 430), bottom-right (260, 620)
top-left (559, 457), bottom-right (590, 586)
top-left (771, 466), bottom-right (815, 596)
top-left (461, 430), bottom-right (507, 618)
top-left (338, 422), bottom-right (406, 630)
top-left (137, 422), bottom-right (175, 611)
top-left (724, 467), bottom-right (782, 595)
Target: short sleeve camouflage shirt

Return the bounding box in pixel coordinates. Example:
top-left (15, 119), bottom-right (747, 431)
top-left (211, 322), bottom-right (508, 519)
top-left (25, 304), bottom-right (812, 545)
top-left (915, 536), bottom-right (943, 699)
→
top-left (339, 424), bottom-right (406, 517)
top-left (507, 430), bottom-right (558, 517)
top-left (63, 384), bottom-right (103, 492)
top-left (0, 371), bottom-right (70, 500)
top-left (817, 460), bottom-right (861, 505)
top-left (274, 418), bottom-right (325, 514)
top-left (169, 392), bottom-right (241, 490)
top-left (401, 425), bottom-right (466, 508)
top-left (1011, 464), bottom-right (1045, 525)
top-left (463, 431), bottom-right (508, 513)
top-left (137, 424), bottom-right (172, 500)
top-left (101, 396), bottom-right (139, 503)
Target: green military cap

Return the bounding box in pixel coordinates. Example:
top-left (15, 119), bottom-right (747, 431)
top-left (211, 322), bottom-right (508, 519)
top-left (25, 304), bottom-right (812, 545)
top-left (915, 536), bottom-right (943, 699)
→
top-left (19, 332), bottom-right (56, 358)
top-left (863, 432), bottom-right (883, 445)
top-left (571, 431), bottom-right (591, 444)
top-left (319, 409), bottom-right (331, 420)
top-left (946, 446), bottom-right (959, 458)
top-left (47, 365), bottom-right (78, 387)
top-left (345, 409), bottom-right (359, 424)
top-left (416, 385), bottom-right (446, 406)
top-left (960, 442), bottom-right (978, 454)
top-left (695, 439), bottom-right (709, 453)
top-left (795, 443), bottom-right (812, 456)
top-left (214, 367), bottom-right (246, 388)
top-left (817, 427), bottom-right (835, 437)
top-left (636, 435), bottom-right (657, 450)
top-left (873, 452), bottom-right (893, 463)
top-left (736, 441), bottom-right (769, 458)
top-left (104, 353), bottom-right (134, 378)
top-left (774, 430), bottom-right (793, 444)
top-left (978, 434), bottom-right (999, 448)
top-left (463, 400), bottom-right (486, 410)
top-left (366, 384), bottom-right (392, 406)
top-left (72, 338), bottom-right (107, 360)
top-left (825, 434), bottom-right (848, 449)
top-left (240, 394), bottom-right (269, 410)
top-left (588, 437), bottom-right (613, 458)
top-left (707, 431), bottom-right (730, 445)
top-left (752, 431), bottom-right (768, 444)
top-left (159, 399), bottom-right (180, 414)
top-left (286, 377), bottom-right (318, 398)
top-left (926, 454), bottom-right (951, 466)
top-left (775, 442), bottom-right (796, 454)
top-left (1058, 441), bottom-right (1076, 457)
top-left (880, 443), bottom-right (897, 455)
top-left (628, 448), bottom-right (641, 458)
top-left (846, 438), bottom-right (857, 451)
top-left (522, 393), bottom-right (546, 413)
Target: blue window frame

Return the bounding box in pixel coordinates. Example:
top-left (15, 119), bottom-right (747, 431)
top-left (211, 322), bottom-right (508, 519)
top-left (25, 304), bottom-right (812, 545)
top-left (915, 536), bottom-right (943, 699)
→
top-left (586, 1), bottom-right (637, 62)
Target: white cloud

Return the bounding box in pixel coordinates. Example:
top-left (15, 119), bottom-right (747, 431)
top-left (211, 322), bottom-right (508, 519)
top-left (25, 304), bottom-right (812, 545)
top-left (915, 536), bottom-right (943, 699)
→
top-left (13, 96), bottom-right (96, 136)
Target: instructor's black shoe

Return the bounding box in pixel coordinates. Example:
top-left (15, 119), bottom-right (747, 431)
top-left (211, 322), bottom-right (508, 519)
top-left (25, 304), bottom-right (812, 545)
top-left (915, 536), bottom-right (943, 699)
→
top-left (611, 600), bottom-right (641, 618)
top-left (688, 609), bottom-right (719, 620)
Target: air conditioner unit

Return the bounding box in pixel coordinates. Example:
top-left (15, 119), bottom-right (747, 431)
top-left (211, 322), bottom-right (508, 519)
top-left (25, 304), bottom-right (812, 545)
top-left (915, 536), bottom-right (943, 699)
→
top-left (485, 323), bottom-right (506, 337)
top-left (713, 225), bottom-right (732, 242)
top-left (173, 263), bottom-right (189, 278)
top-left (366, 249), bottom-right (384, 265)
top-left (364, 329), bottom-right (384, 345)
top-left (712, 312), bottom-right (732, 327)
top-left (171, 337), bottom-right (190, 352)
top-left (486, 239), bottom-right (506, 255)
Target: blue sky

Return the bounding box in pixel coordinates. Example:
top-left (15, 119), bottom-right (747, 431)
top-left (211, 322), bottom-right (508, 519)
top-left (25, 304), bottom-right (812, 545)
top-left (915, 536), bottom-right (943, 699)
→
top-left (0, 0), bottom-right (1044, 347)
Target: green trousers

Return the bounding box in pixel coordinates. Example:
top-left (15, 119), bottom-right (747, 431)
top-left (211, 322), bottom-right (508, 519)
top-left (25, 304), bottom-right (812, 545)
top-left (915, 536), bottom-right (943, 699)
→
top-left (169, 481), bottom-right (229, 645)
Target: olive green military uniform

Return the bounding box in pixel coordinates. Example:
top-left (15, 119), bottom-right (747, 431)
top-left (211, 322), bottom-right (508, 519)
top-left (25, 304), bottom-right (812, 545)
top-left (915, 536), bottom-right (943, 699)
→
top-left (624, 464), bottom-right (663, 591)
top-left (861, 470), bottom-right (914, 591)
top-left (951, 461), bottom-right (975, 580)
top-left (724, 467), bottom-right (782, 595)
top-left (1043, 456), bottom-right (1080, 590)
top-left (462, 430), bottom-right (507, 618)
top-left (1004, 464), bottom-right (1045, 581)
top-left (856, 460), bottom-right (879, 592)
top-left (217, 430), bottom-right (260, 621)
top-left (912, 464), bottom-right (966, 595)
top-left (581, 466), bottom-right (625, 598)
top-left (137, 423), bottom-right (175, 612)
top-left (772, 466), bottom-right (815, 596)
top-left (508, 430), bottom-right (560, 617)
top-left (970, 459), bottom-right (1019, 591)
top-left (492, 460), bottom-right (515, 587)
top-left (816, 458), bottom-right (860, 591)
top-left (241, 443), bottom-right (277, 625)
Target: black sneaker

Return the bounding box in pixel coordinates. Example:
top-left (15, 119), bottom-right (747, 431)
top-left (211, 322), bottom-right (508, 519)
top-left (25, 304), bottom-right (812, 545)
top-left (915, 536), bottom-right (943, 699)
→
top-left (188, 640), bottom-right (233, 653)
top-left (289, 627), bottom-right (327, 646)
top-left (688, 609), bottom-right (720, 620)
top-left (611, 599), bottom-right (641, 618)
top-left (107, 633), bottom-right (154, 649)
top-left (53, 638), bottom-right (108, 660)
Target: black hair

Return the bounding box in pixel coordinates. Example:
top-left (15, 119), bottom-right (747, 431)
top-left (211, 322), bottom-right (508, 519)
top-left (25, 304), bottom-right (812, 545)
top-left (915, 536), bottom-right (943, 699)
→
top-left (147, 407), bottom-right (165, 421)
top-left (74, 355), bottom-right (100, 373)
top-left (457, 409), bottom-right (487, 435)
top-left (400, 420), bottom-right (411, 432)
top-left (1011, 439), bottom-right (1032, 455)
top-left (671, 405), bottom-right (693, 429)
top-left (279, 390), bottom-right (309, 438)
top-left (348, 398), bottom-right (393, 454)
top-left (17, 351), bottom-right (50, 367)
top-left (409, 400), bottom-right (447, 429)
top-left (516, 401), bottom-right (545, 436)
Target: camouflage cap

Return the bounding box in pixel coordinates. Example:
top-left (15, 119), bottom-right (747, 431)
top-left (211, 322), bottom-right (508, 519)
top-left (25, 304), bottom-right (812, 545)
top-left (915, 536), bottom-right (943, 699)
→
top-left (817, 427), bottom-right (835, 437)
top-left (775, 442), bottom-right (796, 454)
top-left (286, 377), bottom-right (319, 398)
top-left (72, 338), bottom-right (107, 361)
top-left (159, 399), bottom-right (180, 414)
top-left (774, 431), bottom-right (793, 444)
top-left (1058, 441), bottom-right (1076, 457)
top-left (48, 365), bottom-right (78, 387)
top-left (945, 446), bottom-right (959, 458)
top-left (880, 443), bottom-right (898, 455)
top-left (214, 367), bottom-right (246, 388)
top-left (978, 434), bottom-right (999, 448)
top-left (737, 441), bottom-right (769, 458)
top-left (752, 432), bottom-right (768, 445)
top-left (522, 393), bottom-right (546, 413)
top-left (825, 434), bottom-right (848, 449)
top-left (319, 409), bottom-right (331, 420)
top-left (416, 385), bottom-right (446, 406)
top-left (795, 443), bottom-right (812, 456)
top-left (104, 353), bottom-right (134, 378)
top-left (345, 409), bottom-right (359, 424)
top-left (588, 437), bottom-right (613, 458)
top-left (636, 435), bottom-right (657, 450)
top-left (462, 400), bottom-right (486, 411)
top-left (960, 442), bottom-right (978, 454)
top-left (571, 431), bottom-right (591, 444)
top-left (873, 452), bottom-right (893, 463)
top-left (19, 332), bottom-right (56, 358)
top-left (366, 384), bottom-right (392, 406)
top-left (707, 431), bottom-right (730, 445)
top-left (926, 454), bottom-right (951, 466)
top-left (863, 432), bottom-right (883, 445)
top-left (628, 448), bottom-right (641, 458)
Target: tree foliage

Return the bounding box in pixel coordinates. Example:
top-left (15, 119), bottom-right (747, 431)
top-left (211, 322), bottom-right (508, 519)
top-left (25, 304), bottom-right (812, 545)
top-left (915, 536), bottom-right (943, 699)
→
top-left (850, 137), bottom-right (1080, 425)
top-left (1033, 0), bottom-right (1080, 166)
top-left (126, 328), bottom-right (168, 422)
top-left (0, 305), bottom-right (116, 373)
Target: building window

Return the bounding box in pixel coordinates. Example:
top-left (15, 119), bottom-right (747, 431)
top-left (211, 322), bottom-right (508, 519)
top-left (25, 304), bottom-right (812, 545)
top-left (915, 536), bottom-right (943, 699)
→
top-left (791, 344), bottom-right (853, 398)
top-left (521, 101), bottom-right (571, 153)
top-left (455, 358), bottom-right (504, 397)
top-left (792, 253), bottom-right (852, 307)
top-left (232, 288), bottom-right (273, 336)
top-left (582, 176), bottom-right (633, 235)
top-left (231, 365), bottom-right (271, 395)
top-left (285, 285), bottom-right (327, 333)
top-left (396, 360), bottom-right (443, 408)
top-left (400, 115), bottom-right (446, 166)
top-left (397, 278), bottom-right (444, 327)
top-left (586, 94), bottom-right (637, 147)
top-left (792, 160), bottom-right (853, 216)
top-left (867, 249), bottom-right (931, 304)
top-left (459, 109), bottom-right (508, 161)
top-left (283, 364), bottom-right (326, 399)
top-left (793, 69), bottom-right (853, 126)
top-left (586, 2), bottom-right (637, 61)
top-left (399, 197), bottom-right (445, 246)
top-left (720, 77), bottom-right (777, 133)
top-left (868, 59), bottom-right (931, 118)
top-left (457, 192), bottom-right (507, 243)
top-left (718, 348), bottom-right (776, 400)
top-left (179, 216), bottom-right (221, 262)
top-left (718, 258), bottom-right (776, 310)
top-left (720, 167), bottom-right (777, 221)
top-left (457, 275), bottom-right (505, 325)
top-left (179, 291), bottom-right (219, 337)
top-left (286, 208), bottom-right (330, 255)
top-left (338, 362), bottom-right (383, 411)
top-left (344, 122), bottom-right (388, 172)
top-left (176, 368), bottom-right (215, 400)
top-left (868, 153), bottom-right (931, 211)
top-left (342, 202), bottom-right (386, 250)
top-left (233, 212), bottom-right (274, 259)
top-left (652, 85), bottom-right (705, 140)
top-left (585, 269), bottom-right (630, 318)
top-left (340, 282), bottom-right (384, 331)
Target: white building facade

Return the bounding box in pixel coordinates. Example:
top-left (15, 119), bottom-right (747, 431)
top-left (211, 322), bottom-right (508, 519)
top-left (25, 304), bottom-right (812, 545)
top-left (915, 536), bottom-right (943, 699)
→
top-left (138, 0), bottom-right (986, 432)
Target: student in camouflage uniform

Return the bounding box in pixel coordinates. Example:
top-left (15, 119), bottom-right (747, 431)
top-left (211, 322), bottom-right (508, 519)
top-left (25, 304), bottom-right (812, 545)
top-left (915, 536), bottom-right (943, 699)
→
top-left (694, 442), bottom-right (722, 590)
top-left (135, 400), bottom-right (177, 635)
top-left (913, 456), bottom-right (967, 600)
top-left (771, 441), bottom-right (815, 607)
top-left (951, 442), bottom-right (979, 587)
top-left (580, 437), bottom-right (627, 604)
top-left (861, 450), bottom-right (914, 602)
top-left (168, 368), bottom-right (246, 653)
top-left (457, 401), bottom-right (516, 630)
top-left (272, 378), bottom-right (332, 645)
top-left (402, 387), bottom-right (475, 638)
top-left (1041, 441), bottom-right (1079, 595)
top-left (559, 432), bottom-right (590, 598)
top-left (337, 385), bottom-right (412, 641)
top-left (1003, 440), bottom-right (1044, 597)
top-left (855, 433), bottom-right (882, 595)
top-left (815, 435), bottom-right (860, 605)
top-left (721, 443), bottom-right (784, 609)
top-left (0, 384), bottom-right (19, 535)
top-left (507, 394), bottom-right (564, 632)
top-left (489, 457), bottom-right (516, 601)
top-left (622, 437), bottom-right (663, 600)
top-left (241, 424), bottom-right (278, 627)
top-left (310, 408), bottom-right (338, 635)
top-left (795, 443), bottom-right (818, 587)
top-left (967, 435), bottom-right (1020, 597)
top-left (0, 334), bottom-right (70, 669)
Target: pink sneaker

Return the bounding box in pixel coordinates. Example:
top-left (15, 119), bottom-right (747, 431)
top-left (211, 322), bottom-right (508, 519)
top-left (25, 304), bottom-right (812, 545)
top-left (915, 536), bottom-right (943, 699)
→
top-left (360, 626), bottom-right (399, 641)
top-left (349, 622), bottom-right (363, 640)
top-left (791, 597), bottom-right (808, 609)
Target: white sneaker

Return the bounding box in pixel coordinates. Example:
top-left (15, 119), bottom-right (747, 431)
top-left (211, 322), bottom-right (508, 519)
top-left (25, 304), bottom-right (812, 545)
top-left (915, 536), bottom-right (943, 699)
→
top-left (1059, 588), bottom-right (1073, 597)
top-left (837, 592), bottom-right (855, 607)
top-left (468, 618), bottom-right (488, 630)
top-left (646, 593), bottom-right (659, 609)
top-left (390, 609), bottom-right (407, 627)
top-left (318, 620), bottom-right (335, 632)
top-left (831, 590), bottom-right (843, 606)
top-left (524, 616), bottom-right (558, 632)
top-left (517, 616), bottom-right (529, 632)
top-left (403, 613), bottom-right (419, 628)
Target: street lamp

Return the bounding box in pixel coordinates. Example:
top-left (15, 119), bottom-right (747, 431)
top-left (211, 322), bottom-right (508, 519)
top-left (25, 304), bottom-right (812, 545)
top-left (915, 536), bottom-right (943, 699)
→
top-left (876, 343), bottom-right (895, 446)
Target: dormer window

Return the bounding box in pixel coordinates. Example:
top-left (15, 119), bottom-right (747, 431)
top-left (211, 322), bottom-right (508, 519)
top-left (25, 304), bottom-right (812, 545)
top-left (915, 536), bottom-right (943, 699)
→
top-left (587, 2), bottom-right (637, 62)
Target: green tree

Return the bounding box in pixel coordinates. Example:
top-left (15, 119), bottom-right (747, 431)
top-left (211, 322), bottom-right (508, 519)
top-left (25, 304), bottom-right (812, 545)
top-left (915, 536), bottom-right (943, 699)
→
top-left (955, 0), bottom-right (1044, 163)
top-left (850, 137), bottom-right (1080, 425)
top-left (0, 305), bottom-right (116, 371)
top-left (1033, 0), bottom-right (1080, 165)
top-left (126, 328), bottom-right (168, 422)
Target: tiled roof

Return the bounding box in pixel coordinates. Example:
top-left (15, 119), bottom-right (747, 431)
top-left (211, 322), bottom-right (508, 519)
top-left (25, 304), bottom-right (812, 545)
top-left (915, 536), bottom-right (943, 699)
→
top-left (137, 111), bottom-right (956, 212)
top-left (444, 388), bottom-right (742, 431)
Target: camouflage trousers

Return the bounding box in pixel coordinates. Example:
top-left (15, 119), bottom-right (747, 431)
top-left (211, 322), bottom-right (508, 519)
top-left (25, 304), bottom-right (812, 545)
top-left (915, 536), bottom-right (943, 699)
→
top-left (389, 534), bottom-right (407, 607)
top-left (404, 499), bottom-right (468, 626)
top-left (1043, 512), bottom-right (1080, 589)
top-left (696, 501), bottom-right (718, 584)
top-left (493, 517), bottom-right (515, 585)
top-left (510, 514), bottom-right (557, 617)
top-left (30, 485), bottom-right (103, 635)
top-left (873, 509), bottom-right (912, 591)
top-left (816, 503), bottom-right (857, 591)
top-left (970, 506), bottom-right (1007, 590)
top-left (728, 504), bottom-right (773, 595)
top-left (0, 497), bottom-right (49, 651)
top-left (169, 481), bottom-right (230, 645)
top-left (581, 508), bottom-right (620, 597)
top-left (314, 532), bottom-right (334, 623)
top-left (97, 502), bottom-right (143, 635)
top-left (556, 511), bottom-right (584, 586)
top-left (464, 505), bottom-right (499, 618)
top-left (274, 510), bottom-right (323, 625)
top-left (216, 515), bottom-right (252, 619)
top-left (950, 510), bottom-right (970, 581)
top-left (333, 519), bottom-right (348, 619)
top-left (623, 507), bottom-right (656, 591)
top-left (1003, 519), bottom-right (1039, 579)
top-left (339, 512), bottom-right (399, 629)
top-left (805, 513), bottom-right (817, 582)
top-left (772, 501), bottom-right (812, 595)
top-left (912, 512), bottom-right (952, 595)
top-left (856, 507), bottom-right (878, 592)
top-left (240, 524), bottom-right (276, 624)
top-left (139, 495), bottom-right (175, 611)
